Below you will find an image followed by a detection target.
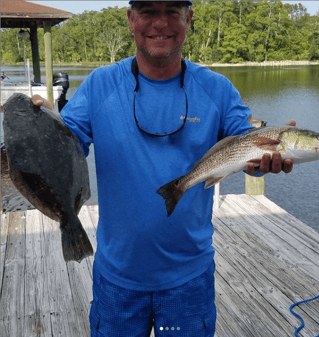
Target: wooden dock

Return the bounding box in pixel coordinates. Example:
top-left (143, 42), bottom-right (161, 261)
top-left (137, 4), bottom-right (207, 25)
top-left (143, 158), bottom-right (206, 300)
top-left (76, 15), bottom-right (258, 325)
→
top-left (1, 194), bottom-right (319, 336)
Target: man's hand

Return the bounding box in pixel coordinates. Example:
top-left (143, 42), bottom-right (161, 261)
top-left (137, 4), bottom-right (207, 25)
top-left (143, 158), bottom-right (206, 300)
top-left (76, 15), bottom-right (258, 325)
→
top-left (245, 120), bottom-right (296, 175)
top-left (31, 95), bottom-right (54, 110)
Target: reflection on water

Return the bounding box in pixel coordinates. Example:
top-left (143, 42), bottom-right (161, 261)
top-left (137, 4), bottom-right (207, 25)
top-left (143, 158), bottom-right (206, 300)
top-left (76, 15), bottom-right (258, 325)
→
top-left (1, 64), bottom-right (319, 231)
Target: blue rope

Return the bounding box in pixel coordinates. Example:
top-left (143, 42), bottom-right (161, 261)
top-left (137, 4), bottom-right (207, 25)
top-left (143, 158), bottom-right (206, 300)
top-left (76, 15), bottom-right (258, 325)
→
top-left (290, 294), bottom-right (319, 337)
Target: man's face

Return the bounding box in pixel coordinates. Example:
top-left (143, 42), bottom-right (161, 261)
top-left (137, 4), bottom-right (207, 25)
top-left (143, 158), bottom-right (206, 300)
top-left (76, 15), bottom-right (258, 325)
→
top-left (127, 2), bottom-right (193, 64)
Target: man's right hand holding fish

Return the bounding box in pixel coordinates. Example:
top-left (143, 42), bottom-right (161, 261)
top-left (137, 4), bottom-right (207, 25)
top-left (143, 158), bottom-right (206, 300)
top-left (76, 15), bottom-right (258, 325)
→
top-left (245, 120), bottom-right (296, 175)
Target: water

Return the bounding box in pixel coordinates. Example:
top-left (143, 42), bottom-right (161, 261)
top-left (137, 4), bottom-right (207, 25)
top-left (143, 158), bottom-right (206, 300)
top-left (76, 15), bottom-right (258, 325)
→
top-left (211, 65), bottom-right (319, 232)
top-left (1, 64), bottom-right (319, 231)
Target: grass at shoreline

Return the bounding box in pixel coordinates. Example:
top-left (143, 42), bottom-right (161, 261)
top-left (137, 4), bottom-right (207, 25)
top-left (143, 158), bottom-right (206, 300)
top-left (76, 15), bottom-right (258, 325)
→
top-left (2, 60), bottom-right (319, 69)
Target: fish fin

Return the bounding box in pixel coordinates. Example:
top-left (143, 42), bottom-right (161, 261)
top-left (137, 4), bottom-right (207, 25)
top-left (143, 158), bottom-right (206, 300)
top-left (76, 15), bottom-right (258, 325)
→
top-left (193, 136), bottom-right (237, 168)
top-left (204, 176), bottom-right (224, 189)
top-left (60, 213), bottom-right (94, 263)
top-left (251, 136), bottom-right (280, 150)
top-left (157, 177), bottom-right (185, 217)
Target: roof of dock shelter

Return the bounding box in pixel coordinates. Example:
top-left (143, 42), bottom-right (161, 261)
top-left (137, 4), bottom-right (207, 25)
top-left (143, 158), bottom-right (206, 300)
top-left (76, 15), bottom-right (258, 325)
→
top-left (0, 0), bottom-right (72, 28)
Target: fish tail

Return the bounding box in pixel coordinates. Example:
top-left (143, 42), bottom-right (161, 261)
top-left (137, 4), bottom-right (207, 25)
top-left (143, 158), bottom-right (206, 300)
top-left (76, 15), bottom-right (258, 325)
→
top-left (157, 177), bottom-right (185, 217)
top-left (60, 214), bottom-right (94, 263)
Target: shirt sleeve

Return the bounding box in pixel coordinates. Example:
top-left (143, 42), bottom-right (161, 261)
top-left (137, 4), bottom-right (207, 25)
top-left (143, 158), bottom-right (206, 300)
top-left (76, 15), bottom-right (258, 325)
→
top-left (60, 76), bottom-right (93, 158)
top-left (217, 77), bottom-right (262, 176)
top-left (221, 82), bottom-right (254, 139)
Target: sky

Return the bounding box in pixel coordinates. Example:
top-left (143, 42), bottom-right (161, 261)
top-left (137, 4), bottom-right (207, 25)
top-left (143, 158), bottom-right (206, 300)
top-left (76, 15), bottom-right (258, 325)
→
top-left (29, 1), bottom-right (319, 16)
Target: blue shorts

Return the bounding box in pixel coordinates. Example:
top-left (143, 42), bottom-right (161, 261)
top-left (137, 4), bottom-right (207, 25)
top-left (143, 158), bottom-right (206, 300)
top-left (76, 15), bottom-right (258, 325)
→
top-left (89, 260), bottom-right (216, 337)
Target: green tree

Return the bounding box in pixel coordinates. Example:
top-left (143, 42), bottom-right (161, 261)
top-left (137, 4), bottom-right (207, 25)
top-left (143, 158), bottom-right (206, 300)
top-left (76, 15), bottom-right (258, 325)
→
top-left (98, 28), bottom-right (128, 63)
top-left (1, 28), bottom-right (32, 63)
top-left (219, 22), bottom-right (248, 63)
top-left (245, 0), bottom-right (293, 61)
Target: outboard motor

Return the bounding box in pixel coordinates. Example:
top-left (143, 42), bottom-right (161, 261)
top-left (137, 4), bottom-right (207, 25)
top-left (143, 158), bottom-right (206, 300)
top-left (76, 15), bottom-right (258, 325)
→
top-left (53, 72), bottom-right (69, 112)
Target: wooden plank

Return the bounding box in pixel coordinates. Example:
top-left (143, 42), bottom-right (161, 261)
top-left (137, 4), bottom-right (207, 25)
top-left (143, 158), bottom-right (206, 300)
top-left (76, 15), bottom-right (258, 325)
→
top-left (233, 195), bottom-right (319, 279)
top-left (24, 210), bottom-right (52, 337)
top-left (213, 222), bottom-right (319, 336)
top-left (86, 205), bottom-right (99, 231)
top-left (216, 195), bottom-right (319, 281)
top-left (41, 214), bottom-right (83, 337)
top-left (1, 201), bottom-right (319, 337)
top-left (214, 195), bottom-right (319, 336)
top-left (213, 207), bottom-right (319, 298)
top-left (252, 195), bottom-right (319, 250)
top-left (65, 261), bottom-right (91, 337)
top-left (241, 194), bottom-right (319, 254)
top-left (0, 211), bottom-right (26, 336)
top-left (214, 236), bottom-right (295, 336)
top-left (215, 296), bottom-right (244, 337)
top-left (78, 205), bottom-right (98, 271)
top-left (215, 274), bottom-right (258, 337)
top-left (0, 212), bottom-right (9, 293)
top-left (64, 206), bottom-right (97, 337)
top-left (215, 269), bottom-right (274, 336)
top-left (214, 195), bottom-right (319, 299)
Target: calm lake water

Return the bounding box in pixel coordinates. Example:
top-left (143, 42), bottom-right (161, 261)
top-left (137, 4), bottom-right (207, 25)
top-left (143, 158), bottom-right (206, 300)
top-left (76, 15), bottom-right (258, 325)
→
top-left (1, 63), bottom-right (319, 231)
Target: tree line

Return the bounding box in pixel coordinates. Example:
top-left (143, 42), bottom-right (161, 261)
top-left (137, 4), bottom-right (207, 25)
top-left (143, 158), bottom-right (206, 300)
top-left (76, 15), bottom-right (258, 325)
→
top-left (1, 0), bottom-right (319, 65)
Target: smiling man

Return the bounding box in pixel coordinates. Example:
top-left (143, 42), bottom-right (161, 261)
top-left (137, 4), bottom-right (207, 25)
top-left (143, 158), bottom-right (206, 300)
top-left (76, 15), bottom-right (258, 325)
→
top-left (127, 1), bottom-right (193, 75)
top-left (32, 1), bottom-right (293, 336)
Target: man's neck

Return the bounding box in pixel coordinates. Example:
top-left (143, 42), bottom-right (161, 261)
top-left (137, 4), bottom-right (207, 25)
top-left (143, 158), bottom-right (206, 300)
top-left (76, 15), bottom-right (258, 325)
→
top-left (136, 53), bottom-right (182, 80)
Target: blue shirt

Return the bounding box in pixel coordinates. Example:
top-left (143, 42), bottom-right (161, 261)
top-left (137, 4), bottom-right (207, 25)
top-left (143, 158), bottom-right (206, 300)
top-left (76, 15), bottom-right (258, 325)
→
top-left (61, 56), bottom-right (253, 291)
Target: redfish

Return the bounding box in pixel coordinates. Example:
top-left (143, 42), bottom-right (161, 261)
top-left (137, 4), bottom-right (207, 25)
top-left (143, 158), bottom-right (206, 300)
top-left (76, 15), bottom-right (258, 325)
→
top-left (157, 126), bottom-right (319, 216)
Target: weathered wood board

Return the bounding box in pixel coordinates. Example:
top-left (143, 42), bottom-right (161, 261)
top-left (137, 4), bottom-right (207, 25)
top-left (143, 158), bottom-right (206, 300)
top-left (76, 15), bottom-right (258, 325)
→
top-left (1, 196), bottom-right (318, 336)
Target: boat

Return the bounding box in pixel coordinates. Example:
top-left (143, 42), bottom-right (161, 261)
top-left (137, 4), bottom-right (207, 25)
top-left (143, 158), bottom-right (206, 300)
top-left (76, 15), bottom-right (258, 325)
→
top-left (1, 59), bottom-right (69, 111)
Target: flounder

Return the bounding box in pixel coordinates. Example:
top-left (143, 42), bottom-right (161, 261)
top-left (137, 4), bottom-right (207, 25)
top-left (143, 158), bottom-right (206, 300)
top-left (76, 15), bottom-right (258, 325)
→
top-left (3, 93), bottom-right (93, 263)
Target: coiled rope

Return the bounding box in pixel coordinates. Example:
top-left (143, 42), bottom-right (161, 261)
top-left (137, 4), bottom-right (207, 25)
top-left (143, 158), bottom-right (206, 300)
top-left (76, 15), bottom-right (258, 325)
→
top-left (290, 294), bottom-right (319, 337)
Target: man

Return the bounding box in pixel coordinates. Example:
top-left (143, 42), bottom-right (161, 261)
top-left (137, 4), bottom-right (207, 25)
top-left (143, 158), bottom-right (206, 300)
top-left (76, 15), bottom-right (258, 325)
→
top-left (33, 1), bottom-right (293, 336)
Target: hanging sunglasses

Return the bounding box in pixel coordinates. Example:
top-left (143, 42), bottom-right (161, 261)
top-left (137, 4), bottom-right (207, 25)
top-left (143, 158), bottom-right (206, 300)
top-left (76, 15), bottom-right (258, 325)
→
top-left (131, 57), bottom-right (188, 137)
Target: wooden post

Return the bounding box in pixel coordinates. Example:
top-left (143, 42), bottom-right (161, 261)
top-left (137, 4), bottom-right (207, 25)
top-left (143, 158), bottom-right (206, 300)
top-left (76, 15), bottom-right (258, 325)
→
top-left (245, 175), bottom-right (265, 195)
top-left (43, 21), bottom-right (53, 105)
top-left (30, 22), bottom-right (41, 84)
top-left (245, 119), bottom-right (267, 195)
top-left (214, 182), bottom-right (220, 210)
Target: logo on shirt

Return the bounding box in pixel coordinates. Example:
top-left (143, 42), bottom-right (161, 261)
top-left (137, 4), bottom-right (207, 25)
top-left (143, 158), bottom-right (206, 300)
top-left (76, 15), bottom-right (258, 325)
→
top-left (180, 116), bottom-right (201, 123)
